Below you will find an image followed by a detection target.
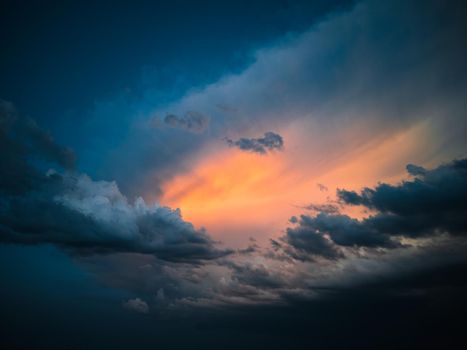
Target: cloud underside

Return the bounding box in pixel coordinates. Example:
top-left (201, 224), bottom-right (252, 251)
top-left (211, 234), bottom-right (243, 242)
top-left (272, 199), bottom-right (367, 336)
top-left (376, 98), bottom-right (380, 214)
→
top-left (226, 132), bottom-right (283, 154)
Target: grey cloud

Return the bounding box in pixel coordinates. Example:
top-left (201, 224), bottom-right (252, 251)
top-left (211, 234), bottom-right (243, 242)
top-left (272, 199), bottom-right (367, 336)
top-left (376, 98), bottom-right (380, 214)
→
top-left (0, 172), bottom-right (231, 262)
top-left (226, 132), bottom-right (283, 154)
top-left (0, 101), bottom-right (76, 195)
top-left (226, 261), bottom-right (286, 290)
top-left (0, 102), bottom-right (230, 263)
top-left (338, 158), bottom-right (467, 237)
top-left (123, 298), bottom-right (149, 314)
top-left (162, 111), bottom-right (209, 133)
top-left (68, 158), bottom-right (467, 311)
top-left (284, 213), bottom-right (395, 260)
top-left (22, 118), bottom-right (76, 170)
top-left (302, 203), bottom-right (340, 214)
top-left (406, 164), bottom-right (427, 176)
top-left (280, 158), bottom-right (467, 262)
top-left (285, 219), bottom-right (342, 260)
top-left (273, 159), bottom-right (467, 259)
top-left (0, 100), bottom-right (75, 170)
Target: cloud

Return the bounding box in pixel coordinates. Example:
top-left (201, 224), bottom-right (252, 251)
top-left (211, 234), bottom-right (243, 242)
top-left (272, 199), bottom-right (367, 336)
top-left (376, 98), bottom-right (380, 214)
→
top-left (225, 132), bottom-right (284, 154)
top-left (0, 100), bottom-right (76, 195)
top-left (337, 158), bottom-right (467, 238)
top-left (277, 158), bottom-right (467, 261)
top-left (22, 118), bottom-right (76, 170)
top-left (0, 102), bottom-right (230, 262)
top-left (69, 157), bottom-right (467, 315)
top-left (302, 203), bottom-right (339, 214)
top-left (123, 298), bottom-right (149, 314)
top-left (406, 164), bottom-right (426, 176)
top-left (0, 172), bottom-right (230, 262)
top-left (284, 220), bottom-right (342, 260)
top-left (155, 111), bottom-right (209, 133)
top-left (3, 1), bottom-right (467, 326)
top-left (284, 213), bottom-right (395, 260)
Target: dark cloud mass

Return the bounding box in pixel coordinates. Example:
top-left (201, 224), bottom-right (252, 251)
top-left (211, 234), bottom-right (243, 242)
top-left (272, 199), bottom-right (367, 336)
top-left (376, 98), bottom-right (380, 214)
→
top-left (0, 102), bottom-right (228, 262)
top-left (284, 220), bottom-right (343, 260)
top-left (280, 159), bottom-right (467, 259)
top-left (338, 159), bottom-right (467, 237)
top-left (0, 100), bottom-right (76, 195)
top-left (226, 131), bottom-right (284, 154)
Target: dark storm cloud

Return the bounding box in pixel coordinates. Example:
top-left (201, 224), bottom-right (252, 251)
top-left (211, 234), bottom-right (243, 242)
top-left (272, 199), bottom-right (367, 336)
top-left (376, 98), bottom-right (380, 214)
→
top-left (284, 219), bottom-right (343, 260)
top-left (284, 213), bottom-right (395, 259)
top-left (225, 132), bottom-right (283, 154)
top-left (0, 100), bottom-right (75, 195)
top-left (225, 261), bottom-right (286, 289)
top-left (406, 163), bottom-right (426, 176)
top-left (338, 159), bottom-right (467, 237)
top-left (0, 102), bottom-right (229, 262)
top-left (0, 100), bottom-right (75, 170)
top-left (162, 111), bottom-right (209, 133)
top-left (22, 118), bottom-right (76, 170)
top-left (279, 159), bottom-right (467, 261)
top-left (0, 173), bottom-right (230, 262)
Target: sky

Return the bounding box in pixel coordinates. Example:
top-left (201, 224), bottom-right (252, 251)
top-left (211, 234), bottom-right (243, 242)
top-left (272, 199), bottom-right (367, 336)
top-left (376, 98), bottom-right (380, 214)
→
top-left (1, 0), bottom-right (467, 349)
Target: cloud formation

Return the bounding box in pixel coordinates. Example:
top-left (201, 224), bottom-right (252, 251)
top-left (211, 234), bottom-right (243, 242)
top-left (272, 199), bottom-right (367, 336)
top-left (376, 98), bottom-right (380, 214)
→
top-left (0, 102), bottom-right (229, 262)
top-left (337, 159), bottom-right (467, 238)
top-left (123, 298), bottom-right (149, 314)
top-left (225, 132), bottom-right (283, 154)
top-left (278, 159), bottom-right (467, 260)
top-left (0, 100), bottom-right (76, 195)
top-left (153, 111), bottom-right (209, 133)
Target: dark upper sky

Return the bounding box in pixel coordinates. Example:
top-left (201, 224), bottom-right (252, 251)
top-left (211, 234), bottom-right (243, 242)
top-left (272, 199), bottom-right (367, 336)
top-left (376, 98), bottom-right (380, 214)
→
top-left (0, 0), bottom-right (353, 122)
top-left (1, 1), bottom-right (467, 349)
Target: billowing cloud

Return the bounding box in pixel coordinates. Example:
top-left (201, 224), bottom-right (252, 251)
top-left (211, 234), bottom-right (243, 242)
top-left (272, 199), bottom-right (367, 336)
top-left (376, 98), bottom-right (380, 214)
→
top-left (0, 171), bottom-right (230, 262)
top-left (284, 219), bottom-right (342, 260)
top-left (278, 159), bottom-right (467, 261)
top-left (225, 132), bottom-right (283, 154)
top-left (337, 159), bottom-right (467, 238)
top-left (0, 102), bottom-right (229, 262)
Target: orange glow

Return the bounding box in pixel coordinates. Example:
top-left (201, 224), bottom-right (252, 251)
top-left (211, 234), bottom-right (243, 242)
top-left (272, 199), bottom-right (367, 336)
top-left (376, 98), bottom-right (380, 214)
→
top-left (160, 148), bottom-right (304, 246)
top-left (158, 119), bottom-right (443, 247)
